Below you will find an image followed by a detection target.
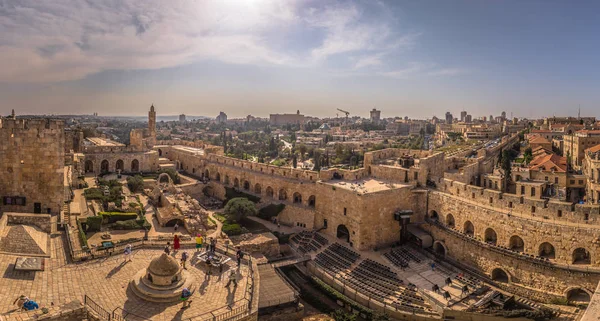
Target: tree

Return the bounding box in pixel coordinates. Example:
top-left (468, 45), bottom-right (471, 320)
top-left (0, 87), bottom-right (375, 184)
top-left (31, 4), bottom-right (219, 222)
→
top-left (292, 154), bottom-right (298, 169)
top-left (313, 150), bottom-right (321, 171)
top-left (501, 150), bottom-right (512, 192)
top-left (126, 175), bottom-right (145, 193)
top-left (298, 144), bottom-right (307, 160)
top-left (331, 310), bottom-right (357, 321)
top-left (224, 198), bottom-right (258, 222)
top-left (523, 147), bottom-right (533, 164)
top-left (372, 312), bottom-right (390, 321)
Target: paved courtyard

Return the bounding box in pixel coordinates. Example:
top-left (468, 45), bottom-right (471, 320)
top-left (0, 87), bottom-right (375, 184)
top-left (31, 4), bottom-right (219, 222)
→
top-left (0, 235), bottom-right (251, 320)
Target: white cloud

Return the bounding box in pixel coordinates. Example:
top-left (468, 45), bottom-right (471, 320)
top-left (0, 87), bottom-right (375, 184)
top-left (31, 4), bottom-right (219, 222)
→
top-left (380, 63), bottom-right (466, 79)
top-left (427, 68), bottom-right (468, 76)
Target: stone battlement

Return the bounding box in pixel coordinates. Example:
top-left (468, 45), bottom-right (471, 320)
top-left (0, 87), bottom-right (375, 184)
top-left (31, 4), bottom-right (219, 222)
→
top-left (0, 118), bottom-right (64, 131)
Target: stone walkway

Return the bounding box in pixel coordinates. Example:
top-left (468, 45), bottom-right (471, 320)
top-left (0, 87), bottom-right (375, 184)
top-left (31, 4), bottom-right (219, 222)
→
top-left (0, 235), bottom-right (251, 321)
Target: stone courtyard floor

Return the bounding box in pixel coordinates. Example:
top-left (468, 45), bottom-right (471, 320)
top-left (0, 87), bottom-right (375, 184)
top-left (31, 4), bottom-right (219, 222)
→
top-left (0, 234), bottom-right (251, 320)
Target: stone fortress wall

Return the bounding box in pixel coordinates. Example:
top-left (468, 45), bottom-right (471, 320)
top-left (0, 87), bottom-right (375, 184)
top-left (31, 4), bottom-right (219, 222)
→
top-left (0, 118), bottom-right (65, 215)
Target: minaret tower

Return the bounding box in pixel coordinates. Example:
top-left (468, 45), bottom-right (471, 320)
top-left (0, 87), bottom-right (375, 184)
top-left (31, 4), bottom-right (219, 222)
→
top-left (148, 104), bottom-right (156, 138)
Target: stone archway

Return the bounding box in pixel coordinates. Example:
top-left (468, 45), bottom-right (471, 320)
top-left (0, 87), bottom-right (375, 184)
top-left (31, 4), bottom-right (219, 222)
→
top-left (433, 241), bottom-right (447, 257)
top-left (308, 195), bottom-right (316, 208)
top-left (100, 160), bottom-right (109, 174)
top-left (430, 210), bottom-right (439, 221)
top-left (464, 221), bottom-right (474, 236)
top-left (205, 169), bottom-right (210, 179)
top-left (254, 183), bottom-right (262, 194)
top-left (337, 225), bottom-right (350, 243)
top-left (509, 235), bottom-right (525, 252)
top-left (278, 188), bottom-right (287, 201)
top-left (224, 175), bottom-right (230, 185)
top-left (243, 180), bottom-right (250, 191)
top-left (131, 159), bottom-right (140, 172)
top-left (85, 160), bottom-right (94, 173)
top-left (484, 228), bottom-right (498, 245)
top-left (539, 242), bottom-right (556, 259)
top-left (216, 172), bottom-right (221, 182)
top-left (116, 159), bottom-right (124, 172)
top-left (445, 214), bottom-right (455, 228)
top-left (266, 186), bottom-right (274, 198)
top-left (158, 149), bottom-right (162, 156)
top-left (491, 268), bottom-right (510, 283)
top-left (565, 287), bottom-right (591, 303)
top-left (233, 178), bottom-right (239, 188)
top-left (158, 173), bottom-right (172, 185)
top-left (572, 248), bottom-right (591, 265)
top-left (165, 219), bottom-right (184, 227)
top-left (293, 192), bottom-right (302, 204)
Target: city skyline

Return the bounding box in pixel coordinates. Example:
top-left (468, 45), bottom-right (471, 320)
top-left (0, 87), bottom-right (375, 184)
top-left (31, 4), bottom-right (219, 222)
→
top-left (2, 0), bottom-right (600, 118)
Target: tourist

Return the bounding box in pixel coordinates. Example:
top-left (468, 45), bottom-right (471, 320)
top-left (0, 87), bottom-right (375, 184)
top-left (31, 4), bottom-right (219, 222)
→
top-left (174, 223), bottom-right (179, 232)
top-left (236, 247), bottom-right (243, 267)
top-left (443, 291), bottom-right (451, 301)
top-left (180, 288), bottom-right (192, 309)
top-left (461, 285), bottom-right (469, 296)
top-left (445, 277), bottom-right (452, 286)
top-left (13, 295), bottom-right (28, 311)
top-left (432, 284), bottom-right (440, 293)
top-left (181, 251), bottom-right (188, 269)
top-left (225, 270), bottom-right (237, 288)
top-left (225, 240), bottom-right (230, 254)
top-left (124, 244), bottom-right (132, 262)
top-left (430, 262), bottom-right (436, 271)
top-left (195, 234), bottom-right (203, 252)
top-left (164, 242), bottom-right (171, 255)
top-left (211, 238), bottom-right (217, 253)
top-left (174, 235), bottom-right (181, 253)
top-left (22, 299), bottom-right (39, 311)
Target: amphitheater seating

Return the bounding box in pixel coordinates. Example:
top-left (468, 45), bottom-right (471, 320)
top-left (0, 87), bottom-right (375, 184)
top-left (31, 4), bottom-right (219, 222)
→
top-left (384, 246), bottom-right (424, 268)
top-left (314, 242), bottom-right (360, 275)
top-left (291, 231), bottom-right (328, 254)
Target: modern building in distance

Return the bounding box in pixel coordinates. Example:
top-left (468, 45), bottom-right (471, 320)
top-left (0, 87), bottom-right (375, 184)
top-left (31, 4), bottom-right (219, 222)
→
top-left (445, 112), bottom-right (453, 124)
top-left (269, 110), bottom-right (305, 126)
top-left (564, 130), bottom-right (600, 167)
top-left (216, 112), bottom-right (227, 124)
top-left (460, 110), bottom-right (467, 122)
top-left (370, 108), bottom-right (381, 123)
top-left (179, 114), bottom-right (186, 123)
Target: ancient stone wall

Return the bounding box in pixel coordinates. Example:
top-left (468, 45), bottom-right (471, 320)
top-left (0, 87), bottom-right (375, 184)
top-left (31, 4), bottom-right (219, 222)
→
top-left (0, 118), bottom-right (65, 215)
top-left (5, 212), bottom-right (54, 233)
top-left (277, 204), bottom-right (316, 230)
top-left (81, 150), bottom-right (159, 174)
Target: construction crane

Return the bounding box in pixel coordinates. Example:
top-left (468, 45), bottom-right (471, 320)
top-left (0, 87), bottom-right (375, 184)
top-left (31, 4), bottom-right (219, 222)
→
top-left (337, 108), bottom-right (350, 126)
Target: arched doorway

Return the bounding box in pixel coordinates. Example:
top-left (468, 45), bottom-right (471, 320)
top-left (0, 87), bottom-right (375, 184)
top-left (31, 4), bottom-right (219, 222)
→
top-left (254, 183), bottom-right (262, 194)
top-left (233, 178), bottom-right (239, 188)
top-left (539, 242), bottom-right (556, 259)
top-left (165, 219), bottom-right (184, 227)
top-left (243, 180), bottom-right (250, 191)
top-left (100, 160), bottom-right (109, 174)
top-left (278, 189), bottom-right (287, 201)
top-left (484, 228), bottom-right (497, 245)
top-left (433, 241), bottom-right (447, 257)
top-left (131, 159), bottom-right (140, 172)
top-left (84, 160), bottom-right (94, 173)
top-left (509, 235), bottom-right (525, 252)
top-left (216, 172), bottom-right (221, 182)
top-left (572, 248), bottom-right (591, 265)
top-left (293, 192), bottom-right (302, 204)
top-left (224, 175), bottom-right (230, 185)
top-left (308, 195), bottom-right (316, 208)
top-left (205, 169), bottom-right (210, 179)
top-left (116, 159), bottom-right (124, 172)
top-left (266, 187), bottom-right (274, 198)
top-left (337, 225), bottom-right (350, 243)
top-left (566, 288), bottom-right (591, 303)
top-left (464, 221), bottom-right (474, 236)
top-left (430, 210), bottom-right (439, 221)
top-left (446, 214), bottom-right (455, 228)
top-left (491, 268), bottom-right (510, 283)
top-left (158, 149), bottom-right (162, 157)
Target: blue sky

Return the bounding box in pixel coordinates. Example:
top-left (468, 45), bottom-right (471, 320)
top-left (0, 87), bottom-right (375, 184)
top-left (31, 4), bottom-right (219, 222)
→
top-left (1, 0), bottom-right (599, 119)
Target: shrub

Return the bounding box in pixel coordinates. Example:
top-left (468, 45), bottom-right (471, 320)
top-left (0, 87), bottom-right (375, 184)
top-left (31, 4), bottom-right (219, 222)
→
top-left (99, 212), bottom-right (138, 223)
top-left (258, 203), bottom-right (285, 220)
top-left (83, 188), bottom-right (105, 200)
top-left (77, 220), bottom-right (88, 248)
top-left (222, 223), bottom-right (242, 236)
top-left (127, 175), bottom-right (145, 193)
top-left (112, 219), bottom-right (141, 230)
top-left (86, 216), bottom-right (103, 232)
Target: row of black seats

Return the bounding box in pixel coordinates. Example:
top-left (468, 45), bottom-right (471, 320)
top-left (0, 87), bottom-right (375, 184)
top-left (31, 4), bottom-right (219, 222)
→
top-left (384, 250), bottom-right (409, 268)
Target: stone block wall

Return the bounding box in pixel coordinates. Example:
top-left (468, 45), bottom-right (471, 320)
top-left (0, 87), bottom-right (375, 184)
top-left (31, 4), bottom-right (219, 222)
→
top-left (0, 118), bottom-right (65, 215)
top-left (5, 213), bottom-right (53, 233)
top-left (277, 204), bottom-right (316, 229)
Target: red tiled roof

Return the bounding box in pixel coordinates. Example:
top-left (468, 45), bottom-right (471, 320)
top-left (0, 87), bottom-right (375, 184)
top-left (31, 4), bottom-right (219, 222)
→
top-left (586, 144), bottom-right (600, 153)
top-left (529, 136), bottom-right (551, 144)
top-left (529, 153), bottom-right (567, 172)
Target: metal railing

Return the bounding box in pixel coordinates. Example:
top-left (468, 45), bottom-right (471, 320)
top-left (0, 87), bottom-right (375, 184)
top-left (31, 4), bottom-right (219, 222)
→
top-left (84, 295), bottom-right (112, 321)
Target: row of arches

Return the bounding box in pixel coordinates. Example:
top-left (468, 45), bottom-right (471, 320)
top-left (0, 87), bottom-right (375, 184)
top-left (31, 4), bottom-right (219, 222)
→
top-left (84, 159), bottom-right (140, 173)
top-left (210, 171), bottom-right (317, 207)
top-left (430, 210), bottom-right (592, 265)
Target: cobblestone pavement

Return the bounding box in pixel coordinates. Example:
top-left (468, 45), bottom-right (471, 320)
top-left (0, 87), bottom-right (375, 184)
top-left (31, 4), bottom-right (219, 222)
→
top-left (0, 235), bottom-right (251, 320)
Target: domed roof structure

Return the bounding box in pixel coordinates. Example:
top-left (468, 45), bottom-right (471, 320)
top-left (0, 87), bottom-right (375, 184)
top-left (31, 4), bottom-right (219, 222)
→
top-left (148, 253), bottom-right (180, 276)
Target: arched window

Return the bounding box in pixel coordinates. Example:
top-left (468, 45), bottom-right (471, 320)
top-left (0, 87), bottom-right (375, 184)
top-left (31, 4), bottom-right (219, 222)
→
top-left (254, 183), bottom-right (262, 194)
top-left (293, 192), bottom-right (302, 204)
top-left (539, 242), bottom-right (555, 259)
top-left (430, 210), bottom-right (439, 221)
top-left (464, 221), bottom-right (474, 236)
top-left (215, 172), bottom-right (221, 182)
top-left (85, 160), bottom-right (94, 173)
top-left (484, 228), bottom-right (497, 245)
top-left (115, 159), bottom-right (124, 172)
top-left (337, 225), bottom-right (350, 242)
top-left (509, 235), bottom-right (524, 252)
top-left (131, 159), bottom-right (140, 172)
top-left (234, 178), bottom-right (239, 188)
top-left (491, 268), bottom-right (509, 283)
top-left (278, 189), bottom-right (287, 201)
top-left (204, 169), bottom-right (210, 179)
top-left (224, 175), bottom-right (230, 185)
top-left (100, 160), bottom-right (109, 173)
top-left (243, 180), bottom-right (250, 191)
top-left (445, 214), bottom-right (455, 228)
top-left (572, 248), bottom-right (591, 265)
top-left (266, 187), bottom-right (274, 198)
top-left (308, 195), bottom-right (316, 208)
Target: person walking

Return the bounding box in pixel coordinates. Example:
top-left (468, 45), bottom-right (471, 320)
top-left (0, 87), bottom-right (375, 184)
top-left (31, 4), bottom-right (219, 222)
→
top-left (180, 288), bottom-right (192, 309)
top-left (236, 247), bottom-right (243, 267)
top-left (173, 234), bottom-right (181, 253)
top-left (195, 234), bottom-right (203, 252)
top-left (123, 244), bottom-right (132, 262)
top-left (174, 223), bottom-right (179, 232)
top-left (164, 242), bottom-right (171, 255)
top-left (430, 262), bottom-right (436, 271)
top-left (211, 238), bottom-right (217, 253)
top-left (225, 270), bottom-right (237, 288)
top-left (180, 251), bottom-right (189, 270)
top-left (225, 240), bottom-right (230, 254)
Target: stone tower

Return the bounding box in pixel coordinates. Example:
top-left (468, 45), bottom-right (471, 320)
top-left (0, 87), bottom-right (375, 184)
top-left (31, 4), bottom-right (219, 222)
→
top-left (148, 104), bottom-right (156, 138)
